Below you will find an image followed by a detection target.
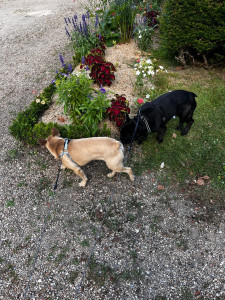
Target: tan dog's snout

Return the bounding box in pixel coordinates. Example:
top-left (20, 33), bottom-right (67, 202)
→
top-left (38, 128), bottom-right (134, 187)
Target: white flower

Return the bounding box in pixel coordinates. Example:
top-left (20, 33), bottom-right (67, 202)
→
top-left (148, 70), bottom-right (154, 76)
top-left (146, 59), bottom-right (152, 64)
top-left (36, 98), bottom-right (40, 103)
top-left (41, 100), bottom-right (45, 105)
top-left (136, 70), bottom-right (141, 75)
top-left (139, 35), bottom-right (142, 39)
top-left (159, 65), bottom-right (164, 69)
top-left (146, 94), bottom-right (150, 99)
top-left (151, 86), bottom-right (155, 90)
top-left (143, 73), bottom-right (146, 77)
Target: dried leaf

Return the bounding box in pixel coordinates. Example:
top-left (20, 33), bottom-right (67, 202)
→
top-left (157, 185), bottom-right (165, 190)
top-left (201, 175), bottom-right (209, 180)
top-left (197, 178), bottom-right (205, 186)
top-left (172, 133), bottom-right (177, 138)
top-left (58, 116), bottom-right (66, 122)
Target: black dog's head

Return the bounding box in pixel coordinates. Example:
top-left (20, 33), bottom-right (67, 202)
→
top-left (120, 114), bottom-right (148, 145)
top-left (120, 119), bottom-right (137, 144)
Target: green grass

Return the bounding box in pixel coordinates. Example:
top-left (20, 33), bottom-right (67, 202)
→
top-left (133, 68), bottom-right (225, 199)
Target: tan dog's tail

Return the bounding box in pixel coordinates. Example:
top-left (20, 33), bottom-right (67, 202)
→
top-left (113, 140), bottom-right (124, 153)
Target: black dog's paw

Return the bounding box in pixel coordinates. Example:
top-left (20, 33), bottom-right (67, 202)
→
top-left (181, 128), bottom-right (189, 135)
top-left (157, 137), bottom-right (164, 143)
top-left (176, 125), bottom-right (183, 130)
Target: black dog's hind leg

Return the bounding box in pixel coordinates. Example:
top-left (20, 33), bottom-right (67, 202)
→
top-left (181, 114), bottom-right (194, 135)
top-left (176, 120), bottom-right (184, 131)
top-left (156, 126), bottom-right (167, 143)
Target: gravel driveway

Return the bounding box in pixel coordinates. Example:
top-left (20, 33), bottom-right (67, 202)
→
top-left (0, 0), bottom-right (225, 299)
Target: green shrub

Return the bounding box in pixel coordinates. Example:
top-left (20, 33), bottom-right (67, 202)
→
top-left (159, 0), bottom-right (225, 66)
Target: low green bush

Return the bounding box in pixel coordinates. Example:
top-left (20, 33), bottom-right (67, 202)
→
top-left (159, 0), bottom-right (225, 66)
top-left (9, 84), bottom-right (56, 145)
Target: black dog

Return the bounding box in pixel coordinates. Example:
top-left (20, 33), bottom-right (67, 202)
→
top-left (120, 90), bottom-right (197, 144)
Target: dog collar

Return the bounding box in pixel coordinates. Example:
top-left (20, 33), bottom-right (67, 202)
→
top-left (139, 112), bottom-right (151, 133)
top-left (59, 138), bottom-right (71, 159)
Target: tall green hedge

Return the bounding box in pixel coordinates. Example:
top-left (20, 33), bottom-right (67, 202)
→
top-left (159, 0), bottom-right (225, 65)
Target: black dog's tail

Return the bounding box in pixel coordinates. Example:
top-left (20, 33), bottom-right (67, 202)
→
top-left (189, 92), bottom-right (197, 109)
top-left (191, 92), bottom-right (197, 98)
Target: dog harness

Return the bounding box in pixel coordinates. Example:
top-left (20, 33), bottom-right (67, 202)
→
top-left (139, 112), bottom-right (151, 133)
top-left (58, 138), bottom-right (72, 160)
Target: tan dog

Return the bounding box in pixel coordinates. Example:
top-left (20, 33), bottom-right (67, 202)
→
top-left (38, 128), bottom-right (134, 187)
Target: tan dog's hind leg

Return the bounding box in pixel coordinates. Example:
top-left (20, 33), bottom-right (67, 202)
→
top-left (107, 163), bottom-right (134, 182)
top-left (61, 156), bottom-right (88, 187)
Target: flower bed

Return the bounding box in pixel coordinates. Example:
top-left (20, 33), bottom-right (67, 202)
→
top-left (9, 1), bottom-right (162, 145)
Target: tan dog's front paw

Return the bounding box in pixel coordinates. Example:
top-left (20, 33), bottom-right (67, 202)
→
top-left (79, 180), bottom-right (87, 187)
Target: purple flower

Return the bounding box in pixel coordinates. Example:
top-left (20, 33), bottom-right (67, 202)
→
top-left (59, 54), bottom-right (65, 66)
top-left (95, 14), bottom-right (99, 28)
top-left (81, 56), bottom-right (85, 64)
top-left (65, 27), bottom-right (71, 38)
top-left (72, 18), bottom-right (76, 29)
top-left (67, 63), bottom-right (73, 72)
top-left (79, 23), bottom-right (83, 33)
top-left (100, 84), bottom-right (106, 94)
top-left (64, 17), bottom-right (68, 26)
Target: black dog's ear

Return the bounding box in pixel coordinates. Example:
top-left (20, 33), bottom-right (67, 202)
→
top-left (38, 138), bottom-right (47, 146)
top-left (51, 128), bottom-right (60, 136)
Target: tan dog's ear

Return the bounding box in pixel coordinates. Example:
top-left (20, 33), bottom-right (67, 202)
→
top-left (38, 138), bottom-right (47, 146)
top-left (51, 128), bottom-right (60, 136)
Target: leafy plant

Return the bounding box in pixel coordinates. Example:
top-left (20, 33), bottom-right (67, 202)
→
top-left (99, 8), bottom-right (121, 46)
top-left (112, 0), bottom-right (138, 43)
top-left (79, 91), bottom-right (111, 135)
top-left (134, 22), bottom-right (154, 51)
top-left (106, 94), bottom-right (130, 127)
top-left (55, 70), bottom-right (93, 123)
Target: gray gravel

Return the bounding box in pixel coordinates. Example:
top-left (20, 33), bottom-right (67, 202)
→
top-left (1, 0), bottom-right (225, 299)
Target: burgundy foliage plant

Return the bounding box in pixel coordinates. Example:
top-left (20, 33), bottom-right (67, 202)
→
top-left (106, 94), bottom-right (130, 127)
